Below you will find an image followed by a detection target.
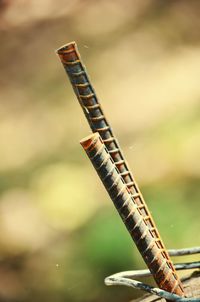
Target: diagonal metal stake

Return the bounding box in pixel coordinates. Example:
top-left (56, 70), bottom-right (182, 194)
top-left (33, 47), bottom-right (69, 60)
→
top-left (80, 133), bottom-right (185, 297)
top-left (56, 42), bottom-right (185, 298)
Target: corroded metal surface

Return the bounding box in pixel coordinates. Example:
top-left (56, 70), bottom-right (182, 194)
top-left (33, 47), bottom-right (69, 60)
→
top-left (134, 271), bottom-right (200, 302)
top-left (105, 255), bottom-right (200, 301)
top-left (57, 42), bottom-right (184, 296)
top-left (80, 133), bottom-right (184, 296)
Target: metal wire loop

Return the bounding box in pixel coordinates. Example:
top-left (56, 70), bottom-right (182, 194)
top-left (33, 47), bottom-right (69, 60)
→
top-left (105, 247), bottom-right (200, 301)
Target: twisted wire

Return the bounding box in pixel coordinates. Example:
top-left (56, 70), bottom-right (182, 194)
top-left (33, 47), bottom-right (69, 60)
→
top-left (105, 246), bottom-right (200, 301)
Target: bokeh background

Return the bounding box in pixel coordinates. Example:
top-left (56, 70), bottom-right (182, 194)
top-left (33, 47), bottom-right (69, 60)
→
top-left (0, 1), bottom-right (200, 301)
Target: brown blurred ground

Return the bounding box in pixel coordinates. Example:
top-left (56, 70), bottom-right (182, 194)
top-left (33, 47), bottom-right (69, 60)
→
top-left (0, 1), bottom-right (199, 301)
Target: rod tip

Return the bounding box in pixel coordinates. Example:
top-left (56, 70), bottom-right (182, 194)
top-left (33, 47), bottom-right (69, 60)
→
top-left (80, 132), bottom-right (100, 150)
top-left (56, 41), bottom-right (76, 55)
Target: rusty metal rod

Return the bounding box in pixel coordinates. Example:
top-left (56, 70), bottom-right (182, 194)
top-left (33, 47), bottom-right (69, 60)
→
top-left (80, 132), bottom-right (184, 296)
top-left (56, 42), bottom-right (184, 295)
top-left (56, 42), bottom-right (172, 256)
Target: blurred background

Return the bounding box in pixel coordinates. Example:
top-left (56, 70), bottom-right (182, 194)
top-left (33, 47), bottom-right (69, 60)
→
top-left (0, 0), bottom-right (200, 301)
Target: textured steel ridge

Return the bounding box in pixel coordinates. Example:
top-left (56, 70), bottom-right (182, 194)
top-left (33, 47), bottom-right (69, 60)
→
top-left (56, 42), bottom-right (184, 296)
top-left (80, 133), bottom-right (184, 296)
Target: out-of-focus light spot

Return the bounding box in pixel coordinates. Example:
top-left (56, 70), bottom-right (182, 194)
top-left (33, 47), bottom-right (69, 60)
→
top-left (0, 189), bottom-right (52, 253)
top-left (32, 163), bottom-right (99, 231)
top-left (0, 103), bottom-right (79, 171)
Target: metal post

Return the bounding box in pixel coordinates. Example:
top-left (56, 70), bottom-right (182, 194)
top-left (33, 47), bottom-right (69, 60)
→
top-left (80, 132), bottom-right (184, 297)
top-left (57, 42), bottom-right (185, 297)
top-left (56, 42), bottom-right (173, 263)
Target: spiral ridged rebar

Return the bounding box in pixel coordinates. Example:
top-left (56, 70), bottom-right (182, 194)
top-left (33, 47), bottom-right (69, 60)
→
top-left (80, 133), bottom-right (184, 296)
top-left (57, 42), bottom-right (184, 297)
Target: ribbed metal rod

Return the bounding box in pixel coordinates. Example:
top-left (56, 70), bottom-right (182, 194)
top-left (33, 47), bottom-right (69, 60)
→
top-left (80, 132), bottom-right (184, 297)
top-left (56, 42), bottom-right (171, 252)
top-left (56, 41), bottom-right (184, 295)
